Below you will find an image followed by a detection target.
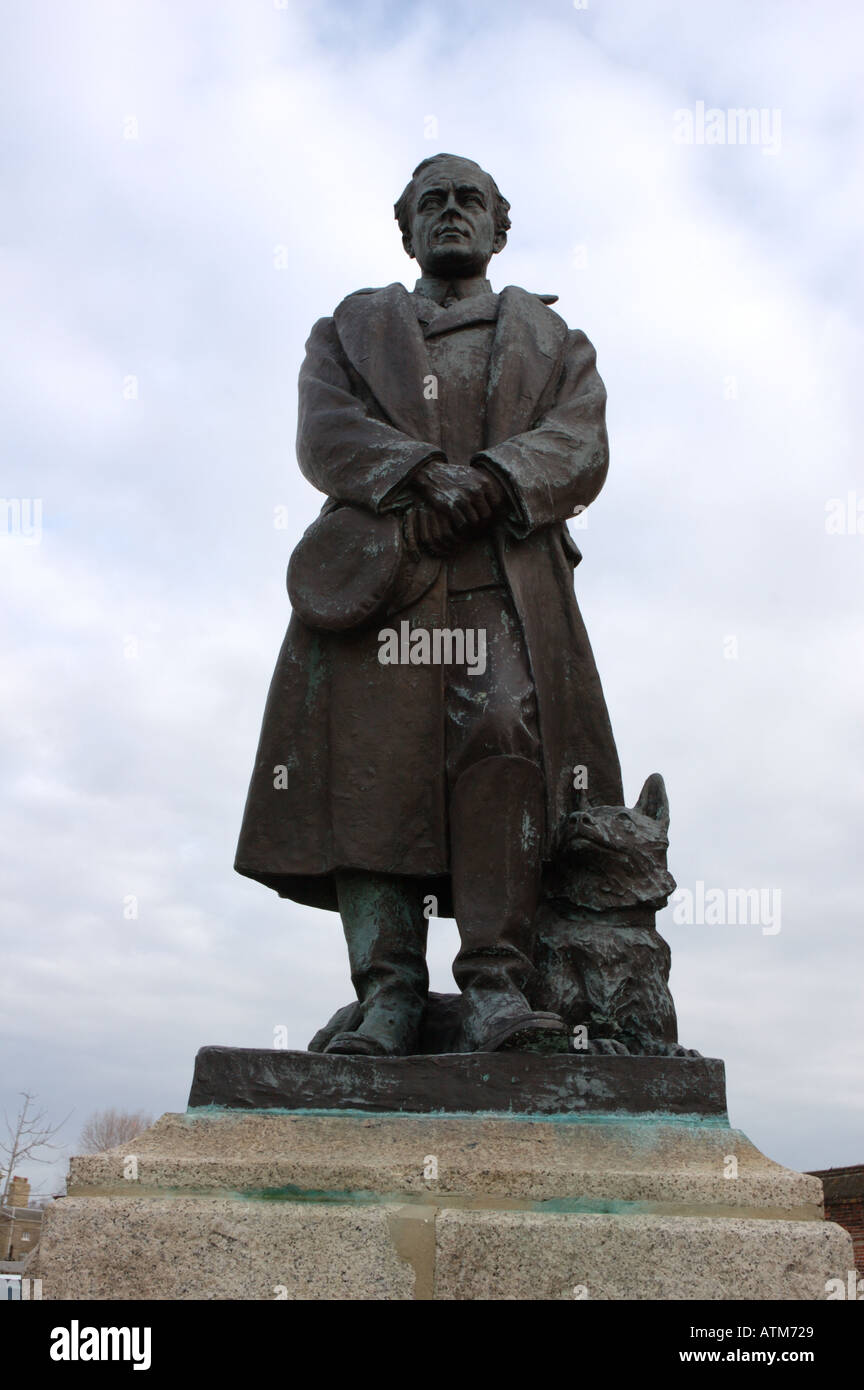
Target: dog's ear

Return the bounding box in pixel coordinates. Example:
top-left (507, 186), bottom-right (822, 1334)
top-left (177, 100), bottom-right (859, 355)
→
top-left (634, 773), bottom-right (669, 827)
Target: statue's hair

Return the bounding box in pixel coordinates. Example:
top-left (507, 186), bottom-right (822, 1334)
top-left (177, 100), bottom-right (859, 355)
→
top-left (394, 154), bottom-right (511, 241)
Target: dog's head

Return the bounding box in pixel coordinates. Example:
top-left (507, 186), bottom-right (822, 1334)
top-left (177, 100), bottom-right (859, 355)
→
top-left (550, 773), bottom-right (676, 912)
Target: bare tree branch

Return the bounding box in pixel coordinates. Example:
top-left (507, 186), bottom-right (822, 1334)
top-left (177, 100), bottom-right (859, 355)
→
top-left (78, 1108), bottom-right (153, 1154)
top-left (0, 1092), bottom-right (72, 1203)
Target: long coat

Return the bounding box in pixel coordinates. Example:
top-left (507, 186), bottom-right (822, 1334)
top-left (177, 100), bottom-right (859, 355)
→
top-left (234, 282), bottom-right (623, 915)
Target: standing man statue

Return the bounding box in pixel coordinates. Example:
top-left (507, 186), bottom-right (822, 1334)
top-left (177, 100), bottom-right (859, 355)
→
top-left (235, 154), bottom-right (623, 1056)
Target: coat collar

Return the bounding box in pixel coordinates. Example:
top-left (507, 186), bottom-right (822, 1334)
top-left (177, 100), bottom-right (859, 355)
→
top-left (416, 290), bottom-right (499, 337)
top-left (414, 273), bottom-right (493, 304)
top-left (333, 283), bottom-right (568, 449)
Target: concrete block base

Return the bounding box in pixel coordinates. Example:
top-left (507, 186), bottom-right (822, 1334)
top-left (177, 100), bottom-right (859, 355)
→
top-left (37, 1109), bottom-right (855, 1300)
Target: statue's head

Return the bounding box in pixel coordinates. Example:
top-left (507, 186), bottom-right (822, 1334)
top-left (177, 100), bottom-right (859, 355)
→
top-left (394, 154), bottom-right (511, 279)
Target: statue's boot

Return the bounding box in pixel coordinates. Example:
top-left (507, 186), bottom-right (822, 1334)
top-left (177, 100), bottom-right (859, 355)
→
top-left (451, 755), bottom-right (566, 1052)
top-left (324, 870), bottom-right (428, 1057)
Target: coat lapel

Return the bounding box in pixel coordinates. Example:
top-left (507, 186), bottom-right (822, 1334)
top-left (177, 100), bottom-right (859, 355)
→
top-left (334, 283), bottom-right (441, 447)
top-left (484, 286), bottom-right (569, 448)
top-left (419, 293), bottom-right (499, 337)
top-left (333, 282), bottom-right (569, 452)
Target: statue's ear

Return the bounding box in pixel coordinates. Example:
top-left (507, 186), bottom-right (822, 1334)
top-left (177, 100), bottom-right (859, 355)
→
top-left (634, 773), bottom-right (669, 826)
top-left (492, 231), bottom-right (507, 255)
top-left (402, 235), bottom-right (415, 260)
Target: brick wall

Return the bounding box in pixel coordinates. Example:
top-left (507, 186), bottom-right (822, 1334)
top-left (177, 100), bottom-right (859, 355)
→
top-left (7, 1176), bottom-right (30, 1206)
top-left (808, 1165), bottom-right (864, 1271)
top-left (1, 1207), bottom-right (43, 1263)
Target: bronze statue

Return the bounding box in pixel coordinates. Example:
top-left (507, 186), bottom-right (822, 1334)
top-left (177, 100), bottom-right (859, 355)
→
top-left (235, 154), bottom-right (680, 1058)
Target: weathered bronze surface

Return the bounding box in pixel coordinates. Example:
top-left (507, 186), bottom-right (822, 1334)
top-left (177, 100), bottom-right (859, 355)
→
top-left (233, 155), bottom-right (692, 1067)
top-left (188, 1048), bottom-right (725, 1116)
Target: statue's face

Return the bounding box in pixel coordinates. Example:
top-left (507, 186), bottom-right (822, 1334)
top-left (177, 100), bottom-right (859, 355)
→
top-left (404, 158), bottom-right (505, 278)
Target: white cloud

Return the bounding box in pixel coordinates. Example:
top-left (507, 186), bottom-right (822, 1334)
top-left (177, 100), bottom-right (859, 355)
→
top-left (2, 0), bottom-right (862, 1190)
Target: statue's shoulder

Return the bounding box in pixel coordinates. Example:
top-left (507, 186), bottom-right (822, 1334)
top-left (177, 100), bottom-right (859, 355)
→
top-left (333, 283), bottom-right (406, 314)
top-left (502, 285), bottom-right (559, 307)
top-left (339, 286), bottom-right (386, 301)
top-left (305, 286), bottom-right (402, 354)
top-left (500, 286), bottom-right (573, 352)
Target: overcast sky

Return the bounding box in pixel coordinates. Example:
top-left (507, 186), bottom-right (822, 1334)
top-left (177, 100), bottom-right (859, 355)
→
top-left (1, 0), bottom-right (862, 1196)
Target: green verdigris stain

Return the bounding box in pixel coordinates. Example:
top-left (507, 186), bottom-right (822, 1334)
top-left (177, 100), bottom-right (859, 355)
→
top-left (184, 1104), bottom-right (730, 1130)
top-left (229, 1184), bottom-right (698, 1218)
top-left (244, 1183), bottom-right (385, 1205)
top-left (303, 636), bottom-right (327, 709)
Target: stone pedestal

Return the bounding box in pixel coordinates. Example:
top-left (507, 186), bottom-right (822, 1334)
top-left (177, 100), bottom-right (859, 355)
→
top-left (36, 1052), bottom-right (854, 1300)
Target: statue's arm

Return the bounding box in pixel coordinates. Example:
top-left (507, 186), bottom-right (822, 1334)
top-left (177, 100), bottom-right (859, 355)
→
top-left (296, 316), bottom-right (442, 512)
top-left (475, 329), bottom-right (609, 537)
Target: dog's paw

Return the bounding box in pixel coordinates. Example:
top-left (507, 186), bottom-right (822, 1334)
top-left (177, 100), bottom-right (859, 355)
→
top-left (635, 1040), bottom-right (702, 1058)
top-left (572, 1037), bottom-right (631, 1056)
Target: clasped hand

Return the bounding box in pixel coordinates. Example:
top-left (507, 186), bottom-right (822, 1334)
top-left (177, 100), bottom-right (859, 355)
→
top-left (413, 458), bottom-right (507, 556)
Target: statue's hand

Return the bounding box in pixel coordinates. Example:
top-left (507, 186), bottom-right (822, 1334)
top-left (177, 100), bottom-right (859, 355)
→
top-left (414, 459), bottom-right (506, 533)
top-left (415, 503), bottom-right (461, 556)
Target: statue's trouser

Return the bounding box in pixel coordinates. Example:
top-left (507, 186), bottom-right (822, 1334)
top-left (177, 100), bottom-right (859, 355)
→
top-left (450, 752), bottom-right (563, 1050)
top-left (442, 587), bottom-right (554, 1048)
top-left (328, 586), bottom-right (562, 1055)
